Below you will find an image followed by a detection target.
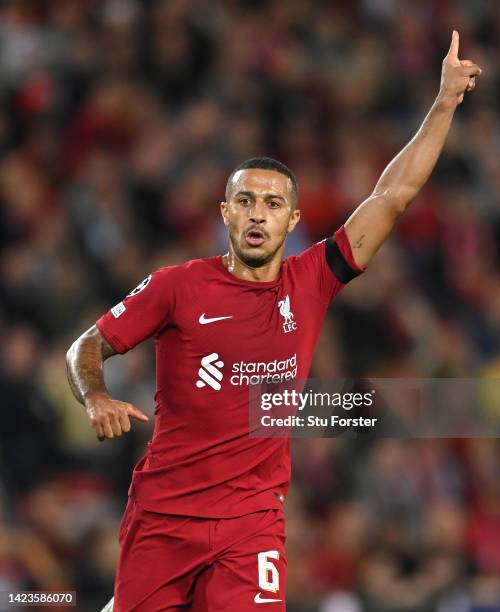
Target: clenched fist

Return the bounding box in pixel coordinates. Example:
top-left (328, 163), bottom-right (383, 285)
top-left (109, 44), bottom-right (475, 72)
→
top-left (440, 30), bottom-right (482, 105)
top-left (85, 391), bottom-right (149, 441)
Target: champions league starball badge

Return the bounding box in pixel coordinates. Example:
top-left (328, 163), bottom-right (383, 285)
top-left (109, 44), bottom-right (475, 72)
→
top-left (127, 274), bottom-right (152, 297)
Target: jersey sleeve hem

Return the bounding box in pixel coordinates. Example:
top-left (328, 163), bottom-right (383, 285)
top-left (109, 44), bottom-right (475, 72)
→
top-left (96, 318), bottom-right (129, 354)
top-left (325, 225), bottom-right (367, 285)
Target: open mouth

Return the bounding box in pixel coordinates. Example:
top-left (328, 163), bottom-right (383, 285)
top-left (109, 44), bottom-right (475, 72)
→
top-left (245, 228), bottom-right (266, 247)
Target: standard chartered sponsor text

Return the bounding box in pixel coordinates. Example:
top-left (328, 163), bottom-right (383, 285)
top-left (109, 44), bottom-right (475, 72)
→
top-left (231, 354), bottom-right (297, 385)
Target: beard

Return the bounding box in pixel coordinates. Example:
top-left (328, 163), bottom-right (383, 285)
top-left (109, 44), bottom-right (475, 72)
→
top-left (229, 228), bottom-right (286, 268)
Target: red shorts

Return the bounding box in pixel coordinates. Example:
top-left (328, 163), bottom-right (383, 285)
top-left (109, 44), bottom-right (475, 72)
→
top-left (114, 495), bottom-right (287, 611)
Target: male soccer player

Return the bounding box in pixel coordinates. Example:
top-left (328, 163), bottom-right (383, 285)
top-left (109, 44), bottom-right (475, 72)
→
top-left (67, 32), bottom-right (479, 611)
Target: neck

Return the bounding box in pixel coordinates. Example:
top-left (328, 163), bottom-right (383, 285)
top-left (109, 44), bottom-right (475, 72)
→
top-left (222, 246), bottom-right (284, 282)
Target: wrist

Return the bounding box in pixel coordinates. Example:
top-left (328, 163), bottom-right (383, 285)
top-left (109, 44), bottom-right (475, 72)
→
top-left (435, 91), bottom-right (459, 112)
top-left (84, 389), bottom-right (110, 406)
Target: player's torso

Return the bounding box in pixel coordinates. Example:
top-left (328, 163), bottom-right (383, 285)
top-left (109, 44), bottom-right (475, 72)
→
top-left (130, 253), bottom-right (335, 512)
top-left (154, 258), bottom-right (325, 414)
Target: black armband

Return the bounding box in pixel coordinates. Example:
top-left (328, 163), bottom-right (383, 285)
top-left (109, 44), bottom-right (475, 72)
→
top-left (325, 236), bottom-right (361, 284)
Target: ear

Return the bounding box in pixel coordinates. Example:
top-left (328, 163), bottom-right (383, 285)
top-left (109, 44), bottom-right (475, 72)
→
top-left (220, 201), bottom-right (229, 226)
top-left (287, 208), bottom-right (301, 233)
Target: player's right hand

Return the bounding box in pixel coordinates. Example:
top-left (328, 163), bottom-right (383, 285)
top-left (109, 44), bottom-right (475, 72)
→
top-left (84, 391), bottom-right (149, 441)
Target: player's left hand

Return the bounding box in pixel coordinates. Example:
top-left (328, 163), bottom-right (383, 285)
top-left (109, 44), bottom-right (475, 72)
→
top-left (439, 30), bottom-right (482, 105)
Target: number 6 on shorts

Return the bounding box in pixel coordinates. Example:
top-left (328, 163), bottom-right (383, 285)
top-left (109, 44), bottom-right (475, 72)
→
top-left (257, 550), bottom-right (280, 593)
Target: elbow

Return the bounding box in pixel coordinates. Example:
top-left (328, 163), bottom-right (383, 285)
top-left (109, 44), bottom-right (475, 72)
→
top-left (66, 330), bottom-right (88, 367)
top-left (377, 186), bottom-right (418, 216)
top-left (66, 339), bottom-right (78, 369)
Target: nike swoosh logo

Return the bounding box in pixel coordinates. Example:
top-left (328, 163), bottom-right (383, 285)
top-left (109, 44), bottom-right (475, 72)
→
top-left (254, 593), bottom-right (282, 604)
top-left (199, 313), bottom-right (233, 325)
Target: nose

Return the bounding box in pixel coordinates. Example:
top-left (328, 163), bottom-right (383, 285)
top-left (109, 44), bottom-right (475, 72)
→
top-left (249, 198), bottom-right (267, 224)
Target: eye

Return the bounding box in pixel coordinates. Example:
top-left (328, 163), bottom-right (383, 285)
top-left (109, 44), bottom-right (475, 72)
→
top-left (269, 200), bottom-right (281, 208)
top-left (239, 198), bottom-right (251, 206)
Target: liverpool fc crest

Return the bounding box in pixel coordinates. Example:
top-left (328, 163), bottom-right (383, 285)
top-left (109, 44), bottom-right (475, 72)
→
top-left (278, 295), bottom-right (297, 333)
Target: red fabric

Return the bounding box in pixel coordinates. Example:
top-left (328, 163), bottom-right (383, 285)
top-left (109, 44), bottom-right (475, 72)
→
top-left (114, 495), bottom-right (286, 611)
top-left (96, 231), bottom-right (363, 518)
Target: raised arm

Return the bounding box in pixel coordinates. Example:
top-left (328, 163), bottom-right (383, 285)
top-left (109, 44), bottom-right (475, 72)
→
top-left (344, 31), bottom-right (481, 267)
top-left (66, 325), bottom-right (149, 441)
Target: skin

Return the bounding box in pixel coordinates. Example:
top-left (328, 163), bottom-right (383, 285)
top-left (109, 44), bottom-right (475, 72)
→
top-left (220, 168), bottom-right (301, 282)
top-left (66, 30), bottom-right (481, 441)
top-left (344, 30), bottom-right (481, 267)
top-left (66, 326), bottom-right (149, 441)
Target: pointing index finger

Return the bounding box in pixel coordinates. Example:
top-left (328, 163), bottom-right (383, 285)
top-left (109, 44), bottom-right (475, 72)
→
top-left (126, 404), bottom-right (149, 422)
top-left (447, 30), bottom-right (459, 59)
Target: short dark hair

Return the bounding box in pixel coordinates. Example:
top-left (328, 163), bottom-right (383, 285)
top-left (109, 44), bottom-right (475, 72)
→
top-left (225, 157), bottom-right (298, 206)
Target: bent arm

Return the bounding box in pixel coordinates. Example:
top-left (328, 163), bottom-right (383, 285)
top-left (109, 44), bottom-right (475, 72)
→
top-left (66, 325), bottom-right (117, 405)
top-left (66, 326), bottom-right (149, 441)
top-left (344, 31), bottom-right (481, 267)
top-left (344, 97), bottom-right (456, 267)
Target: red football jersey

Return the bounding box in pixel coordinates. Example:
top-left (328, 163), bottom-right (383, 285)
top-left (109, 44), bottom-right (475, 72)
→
top-left (96, 226), bottom-right (364, 518)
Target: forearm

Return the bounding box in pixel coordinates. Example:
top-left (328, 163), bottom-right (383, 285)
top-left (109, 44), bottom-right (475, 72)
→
top-left (344, 95), bottom-right (459, 266)
top-left (344, 31), bottom-right (480, 267)
top-left (66, 326), bottom-right (113, 405)
top-left (66, 327), bottom-right (147, 440)
top-left (373, 94), bottom-right (457, 209)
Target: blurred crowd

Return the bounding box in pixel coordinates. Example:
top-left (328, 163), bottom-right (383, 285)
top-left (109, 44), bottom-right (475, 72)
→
top-left (0, 0), bottom-right (499, 610)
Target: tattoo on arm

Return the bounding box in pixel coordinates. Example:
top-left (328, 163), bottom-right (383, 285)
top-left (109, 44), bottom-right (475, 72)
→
top-left (353, 234), bottom-right (365, 249)
top-left (66, 326), bottom-right (117, 405)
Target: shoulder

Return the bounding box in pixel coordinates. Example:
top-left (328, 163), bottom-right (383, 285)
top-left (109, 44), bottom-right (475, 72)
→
top-left (155, 256), bottom-right (214, 276)
top-left (285, 228), bottom-right (365, 284)
top-left (151, 257), bottom-right (218, 285)
top-left (284, 240), bottom-right (326, 272)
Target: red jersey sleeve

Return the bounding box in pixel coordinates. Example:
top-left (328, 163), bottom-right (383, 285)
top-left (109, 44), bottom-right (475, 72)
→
top-left (292, 225), bottom-right (366, 303)
top-left (96, 268), bottom-right (175, 354)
